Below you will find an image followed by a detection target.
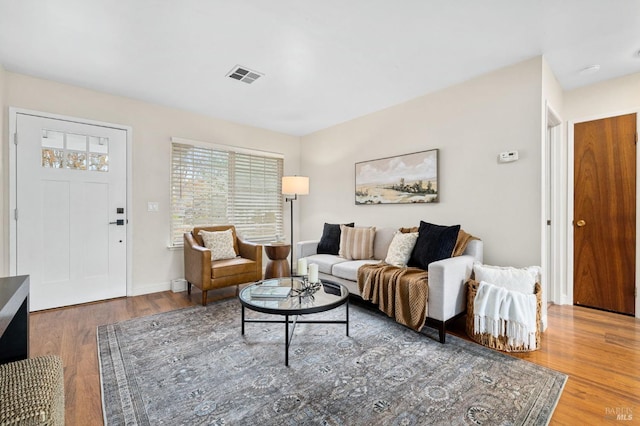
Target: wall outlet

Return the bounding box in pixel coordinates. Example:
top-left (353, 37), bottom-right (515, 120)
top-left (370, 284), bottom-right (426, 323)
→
top-left (498, 150), bottom-right (519, 163)
top-left (147, 202), bottom-right (159, 212)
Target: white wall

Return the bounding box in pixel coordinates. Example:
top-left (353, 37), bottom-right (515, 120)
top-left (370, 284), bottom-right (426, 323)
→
top-left (564, 72), bottom-right (640, 121)
top-left (300, 57), bottom-right (544, 267)
top-left (542, 58), bottom-right (564, 116)
top-left (2, 72), bottom-right (301, 294)
top-left (0, 64), bottom-right (6, 275)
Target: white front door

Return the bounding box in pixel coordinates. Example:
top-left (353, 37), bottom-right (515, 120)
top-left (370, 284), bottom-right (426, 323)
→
top-left (13, 113), bottom-right (128, 311)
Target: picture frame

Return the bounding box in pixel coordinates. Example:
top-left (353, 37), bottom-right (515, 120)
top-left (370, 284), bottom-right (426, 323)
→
top-left (355, 149), bottom-right (438, 205)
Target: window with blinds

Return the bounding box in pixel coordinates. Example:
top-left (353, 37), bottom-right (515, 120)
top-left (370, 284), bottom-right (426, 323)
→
top-left (170, 141), bottom-right (284, 247)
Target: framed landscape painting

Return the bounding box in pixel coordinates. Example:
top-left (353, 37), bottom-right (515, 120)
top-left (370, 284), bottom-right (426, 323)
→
top-left (355, 149), bottom-right (438, 205)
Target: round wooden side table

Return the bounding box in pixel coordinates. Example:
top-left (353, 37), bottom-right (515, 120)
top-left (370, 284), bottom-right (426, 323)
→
top-left (264, 243), bottom-right (291, 278)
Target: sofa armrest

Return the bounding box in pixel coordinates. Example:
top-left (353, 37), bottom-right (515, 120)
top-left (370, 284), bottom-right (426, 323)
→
top-left (184, 232), bottom-right (212, 287)
top-left (297, 240), bottom-right (319, 259)
top-left (427, 255), bottom-right (475, 322)
top-left (464, 239), bottom-right (484, 263)
top-left (237, 239), bottom-right (263, 274)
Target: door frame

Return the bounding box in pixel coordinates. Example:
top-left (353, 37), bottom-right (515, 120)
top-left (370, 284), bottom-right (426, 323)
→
top-left (8, 107), bottom-right (133, 297)
top-left (567, 109), bottom-right (640, 318)
top-left (541, 102), bottom-right (564, 326)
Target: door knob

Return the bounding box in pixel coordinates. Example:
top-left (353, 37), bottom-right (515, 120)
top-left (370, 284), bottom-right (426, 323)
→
top-left (575, 219), bottom-right (586, 227)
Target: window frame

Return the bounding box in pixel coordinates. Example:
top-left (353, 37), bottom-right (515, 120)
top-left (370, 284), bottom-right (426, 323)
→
top-left (169, 137), bottom-right (284, 248)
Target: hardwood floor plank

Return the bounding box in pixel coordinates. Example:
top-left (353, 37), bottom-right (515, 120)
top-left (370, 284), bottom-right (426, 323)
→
top-left (28, 292), bottom-right (639, 425)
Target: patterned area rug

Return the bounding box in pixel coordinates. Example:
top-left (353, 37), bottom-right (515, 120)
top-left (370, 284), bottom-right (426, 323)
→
top-left (98, 298), bottom-right (566, 425)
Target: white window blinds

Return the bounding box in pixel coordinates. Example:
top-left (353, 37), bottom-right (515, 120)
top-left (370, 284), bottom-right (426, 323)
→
top-left (170, 141), bottom-right (284, 247)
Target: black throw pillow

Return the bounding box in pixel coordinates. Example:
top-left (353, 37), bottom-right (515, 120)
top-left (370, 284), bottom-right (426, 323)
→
top-left (408, 221), bottom-right (461, 270)
top-left (317, 222), bottom-right (354, 255)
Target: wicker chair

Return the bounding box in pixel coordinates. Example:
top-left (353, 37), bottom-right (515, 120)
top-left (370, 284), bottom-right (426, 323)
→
top-left (184, 225), bottom-right (263, 305)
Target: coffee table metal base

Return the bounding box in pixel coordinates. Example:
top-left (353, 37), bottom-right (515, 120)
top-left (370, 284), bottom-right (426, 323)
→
top-left (241, 302), bottom-right (349, 366)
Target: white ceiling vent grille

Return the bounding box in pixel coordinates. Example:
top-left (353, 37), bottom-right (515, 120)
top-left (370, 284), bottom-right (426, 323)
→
top-left (226, 65), bottom-right (263, 84)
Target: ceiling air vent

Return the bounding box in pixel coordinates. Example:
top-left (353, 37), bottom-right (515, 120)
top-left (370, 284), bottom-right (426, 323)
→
top-left (226, 65), bottom-right (263, 84)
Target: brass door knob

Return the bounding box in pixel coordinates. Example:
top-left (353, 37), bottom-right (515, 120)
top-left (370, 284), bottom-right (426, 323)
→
top-left (576, 219), bottom-right (586, 227)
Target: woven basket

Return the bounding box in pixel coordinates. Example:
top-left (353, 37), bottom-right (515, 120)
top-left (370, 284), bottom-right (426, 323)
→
top-left (466, 279), bottom-right (541, 352)
top-left (0, 355), bottom-right (65, 425)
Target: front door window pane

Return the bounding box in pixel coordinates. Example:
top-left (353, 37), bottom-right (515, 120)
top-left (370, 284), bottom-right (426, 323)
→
top-left (66, 152), bottom-right (87, 170)
top-left (41, 130), bottom-right (64, 149)
top-left (41, 131), bottom-right (108, 172)
top-left (42, 149), bottom-right (64, 168)
top-left (67, 133), bottom-right (87, 151)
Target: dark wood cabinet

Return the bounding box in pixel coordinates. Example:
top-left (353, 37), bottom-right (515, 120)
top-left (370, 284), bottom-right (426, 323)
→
top-left (0, 275), bottom-right (29, 364)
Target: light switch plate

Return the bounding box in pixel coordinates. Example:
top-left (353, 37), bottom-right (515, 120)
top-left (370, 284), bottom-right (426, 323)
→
top-left (147, 202), bottom-right (159, 212)
top-left (498, 150), bottom-right (519, 163)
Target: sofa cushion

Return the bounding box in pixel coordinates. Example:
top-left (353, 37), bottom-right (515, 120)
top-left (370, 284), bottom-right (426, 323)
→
top-left (408, 221), bottom-right (460, 270)
top-left (332, 260), bottom-right (381, 281)
top-left (385, 232), bottom-right (419, 267)
top-left (373, 227), bottom-right (397, 260)
top-left (199, 229), bottom-right (237, 261)
top-left (211, 257), bottom-right (257, 278)
top-left (304, 254), bottom-right (349, 274)
top-left (317, 222), bottom-right (354, 255)
top-left (339, 225), bottom-right (376, 260)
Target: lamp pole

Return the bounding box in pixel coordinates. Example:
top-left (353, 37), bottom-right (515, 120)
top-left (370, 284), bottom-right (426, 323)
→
top-left (286, 193), bottom-right (297, 275)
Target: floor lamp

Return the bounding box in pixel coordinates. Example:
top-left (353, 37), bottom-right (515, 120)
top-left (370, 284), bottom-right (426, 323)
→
top-left (282, 176), bottom-right (309, 275)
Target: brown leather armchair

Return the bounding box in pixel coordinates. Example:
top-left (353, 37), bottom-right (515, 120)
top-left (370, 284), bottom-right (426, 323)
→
top-left (184, 225), bottom-right (263, 305)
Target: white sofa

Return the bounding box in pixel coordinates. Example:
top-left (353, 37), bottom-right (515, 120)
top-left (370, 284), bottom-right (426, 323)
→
top-left (296, 227), bottom-right (483, 342)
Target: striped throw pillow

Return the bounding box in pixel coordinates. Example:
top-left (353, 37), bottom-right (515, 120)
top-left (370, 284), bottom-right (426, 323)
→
top-left (338, 225), bottom-right (376, 260)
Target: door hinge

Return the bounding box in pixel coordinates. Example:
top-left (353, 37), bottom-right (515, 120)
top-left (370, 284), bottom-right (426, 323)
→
top-left (636, 132), bottom-right (638, 144)
top-left (14, 209), bottom-right (18, 221)
top-left (13, 133), bottom-right (18, 145)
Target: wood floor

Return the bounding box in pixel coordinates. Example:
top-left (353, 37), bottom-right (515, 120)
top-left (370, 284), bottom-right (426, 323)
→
top-left (29, 288), bottom-right (639, 425)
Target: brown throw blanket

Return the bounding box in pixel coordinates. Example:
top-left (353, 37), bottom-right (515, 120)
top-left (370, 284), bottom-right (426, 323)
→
top-left (357, 264), bottom-right (429, 331)
top-left (357, 229), bottom-right (478, 331)
top-left (453, 229), bottom-right (477, 257)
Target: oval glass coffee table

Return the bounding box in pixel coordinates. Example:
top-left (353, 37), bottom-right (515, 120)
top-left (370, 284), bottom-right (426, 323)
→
top-left (239, 277), bottom-right (349, 366)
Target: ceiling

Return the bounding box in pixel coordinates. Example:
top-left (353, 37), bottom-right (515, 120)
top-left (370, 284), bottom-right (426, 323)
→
top-left (0, 1), bottom-right (639, 136)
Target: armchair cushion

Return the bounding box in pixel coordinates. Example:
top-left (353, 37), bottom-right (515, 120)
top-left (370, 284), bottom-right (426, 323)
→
top-left (211, 257), bottom-right (258, 279)
top-left (199, 229), bottom-right (237, 261)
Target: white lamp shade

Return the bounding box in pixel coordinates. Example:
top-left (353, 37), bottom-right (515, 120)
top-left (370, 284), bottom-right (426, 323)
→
top-left (282, 176), bottom-right (309, 195)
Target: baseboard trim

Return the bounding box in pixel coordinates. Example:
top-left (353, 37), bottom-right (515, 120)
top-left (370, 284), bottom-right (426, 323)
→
top-left (130, 282), bottom-right (171, 296)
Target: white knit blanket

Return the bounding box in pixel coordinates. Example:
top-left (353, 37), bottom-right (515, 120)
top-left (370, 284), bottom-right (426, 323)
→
top-left (473, 280), bottom-right (538, 350)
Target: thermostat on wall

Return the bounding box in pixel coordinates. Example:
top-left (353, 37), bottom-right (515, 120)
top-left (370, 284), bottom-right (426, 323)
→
top-left (498, 150), bottom-right (519, 163)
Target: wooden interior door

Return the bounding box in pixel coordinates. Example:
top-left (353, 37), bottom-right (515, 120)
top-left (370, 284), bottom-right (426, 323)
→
top-left (574, 113), bottom-right (636, 315)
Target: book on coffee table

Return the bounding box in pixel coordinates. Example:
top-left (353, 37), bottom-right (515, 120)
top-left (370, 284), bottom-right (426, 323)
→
top-left (260, 279), bottom-right (281, 287)
top-left (251, 286), bottom-right (291, 299)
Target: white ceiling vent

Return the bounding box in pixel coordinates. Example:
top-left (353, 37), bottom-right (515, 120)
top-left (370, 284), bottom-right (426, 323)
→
top-left (226, 65), bottom-right (263, 84)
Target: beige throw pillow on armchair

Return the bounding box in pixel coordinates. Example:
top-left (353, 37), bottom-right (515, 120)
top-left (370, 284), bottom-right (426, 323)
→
top-left (198, 229), bottom-right (237, 261)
